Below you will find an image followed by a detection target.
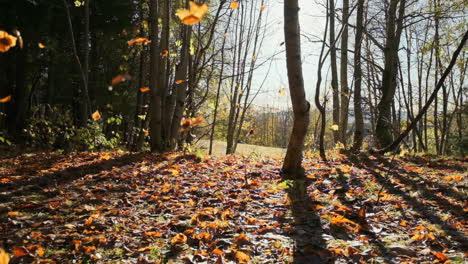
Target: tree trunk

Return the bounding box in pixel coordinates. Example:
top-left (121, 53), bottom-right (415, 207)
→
top-left (351, 0), bottom-right (364, 152)
top-left (282, 0), bottom-right (310, 178)
top-left (379, 29), bottom-right (468, 154)
top-left (375, 0), bottom-right (406, 148)
top-left (329, 0), bottom-right (340, 143)
top-left (339, 0), bottom-right (349, 145)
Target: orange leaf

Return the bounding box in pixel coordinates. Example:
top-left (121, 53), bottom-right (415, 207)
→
top-left (111, 73), bottom-right (131, 86)
top-left (196, 232), bottom-right (212, 241)
top-left (233, 233), bottom-right (250, 244)
top-left (0, 95), bottom-right (12, 103)
top-left (27, 245), bottom-right (44, 257)
top-left (260, 5), bottom-right (267, 10)
top-left (175, 79), bottom-right (185, 84)
top-left (12, 247), bottom-right (27, 257)
top-left (128, 37), bottom-right (151, 46)
top-left (234, 251), bottom-right (250, 263)
top-left (140, 87), bottom-right (150, 92)
top-left (170, 233), bottom-right (187, 245)
top-left (82, 246), bottom-right (96, 254)
top-left (0, 248), bottom-right (9, 264)
top-left (230, 1), bottom-right (239, 9)
top-left (91, 111), bottom-right (101, 121)
top-left (161, 49), bottom-right (169, 56)
top-left (432, 251), bottom-right (447, 261)
top-left (176, 1), bottom-right (209, 25)
top-left (38, 43), bottom-right (46, 49)
top-left (0, 31), bottom-right (17, 52)
top-left (7, 211), bottom-right (19, 217)
top-left (212, 248), bottom-right (224, 256)
top-left (145, 231), bottom-right (162, 238)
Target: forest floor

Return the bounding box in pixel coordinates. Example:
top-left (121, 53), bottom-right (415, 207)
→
top-left (0, 150), bottom-right (466, 264)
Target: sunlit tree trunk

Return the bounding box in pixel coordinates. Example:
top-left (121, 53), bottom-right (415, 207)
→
top-left (339, 0), bottom-right (349, 145)
top-left (351, 0), bottom-right (364, 151)
top-left (329, 0), bottom-right (340, 144)
top-left (282, 0), bottom-right (310, 177)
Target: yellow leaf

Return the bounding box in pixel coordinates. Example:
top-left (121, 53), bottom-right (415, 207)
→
top-left (145, 231), bottom-right (163, 238)
top-left (230, 1), bottom-right (239, 9)
top-left (176, 1), bottom-right (209, 25)
top-left (260, 5), bottom-right (267, 10)
top-left (170, 233), bottom-right (187, 245)
top-left (38, 43), bottom-right (46, 49)
top-left (0, 248), bottom-right (9, 264)
top-left (92, 111), bottom-right (101, 121)
top-left (331, 124), bottom-right (339, 131)
top-left (0, 95), bottom-right (12, 103)
top-left (278, 88), bottom-right (286, 96)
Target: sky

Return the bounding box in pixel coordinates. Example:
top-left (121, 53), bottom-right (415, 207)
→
top-left (252, 0), bottom-right (327, 110)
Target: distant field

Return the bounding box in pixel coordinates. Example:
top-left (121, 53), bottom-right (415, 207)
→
top-left (197, 140), bottom-right (286, 157)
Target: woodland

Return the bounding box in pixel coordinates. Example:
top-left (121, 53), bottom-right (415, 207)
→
top-left (0, 0), bottom-right (467, 263)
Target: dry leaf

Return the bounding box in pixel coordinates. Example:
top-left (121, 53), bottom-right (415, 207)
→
top-left (0, 248), bottom-right (9, 264)
top-left (176, 1), bottom-right (209, 25)
top-left (0, 95), bottom-right (12, 103)
top-left (128, 37), bottom-right (151, 46)
top-left (234, 251), bottom-right (250, 263)
top-left (111, 73), bottom-right (131, 86)
top-left (92, 111), bottom-right (101, 121)
top-left (170, 233), bottom-right (187, 245)
top-left (0, 31), bottom-right (17, 52)
top-left (140, 87), bottom-right (150, 92)
top-left (230, 1), bottom-right (239, 9)
top-left (38, 43), bottom-right (46, 49)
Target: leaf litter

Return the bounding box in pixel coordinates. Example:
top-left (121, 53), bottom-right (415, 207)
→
top-left (0, 151), bottom-right (466, 263)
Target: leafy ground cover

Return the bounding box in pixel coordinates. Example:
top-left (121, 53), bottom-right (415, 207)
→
top-left (0, 151), bottom-right (466, 263)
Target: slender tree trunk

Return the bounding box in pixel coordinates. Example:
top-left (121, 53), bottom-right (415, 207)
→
top-left (351, 0), bottom-right (364, 152)
top-left (329, 0), bottom-right (340, 143)
top-left (282, 0), bottom-right (310, 178)
top-left (339, 0), bottom-right (349, 145)
top-left (379, 29), bottom-right (468, 153)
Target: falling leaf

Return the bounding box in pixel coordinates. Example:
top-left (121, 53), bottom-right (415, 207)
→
top-left (176, 79), bottom-right (185, 84)
top-left (0, 31), bottom-right (17, 53)
top-left (140, 87), bottom-right (150, 93)
top-left (92, 111), bottom-right (101, 121)
top-left (0, 249), bottom-right (9, 264)
top-left (230, 1), bottom-right (239, 9)
top-left (181, 116), bottom-right (205, 131)
top-left (74, 0), bottom-right (84, 7)
top-left (38, 43), bottom-right (46, 49)
top-left (0, 96), bottom-right (11, 103)
top-left (260, 5), bottom-right (267, 10)
top-left (127, 37), bottom-right (151, 46)
top-left (331, 124), bottom-right (339, 131)
top-left (170, 233), bottom-right (187, 245)
top-left (143, 129), bottom-right (149, 136)
top-left (176, 1), bottom-right (209, 25)
top-left (161, 49), bottom-right (169, 56)
top-left (111, 74), bottom-right (131, 86)
top-left (278, 88), bottom-right (286, 96)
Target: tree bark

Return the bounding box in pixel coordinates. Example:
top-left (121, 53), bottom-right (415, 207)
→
top-left (339, 0), bottom-right (349, 145)
top-left (351, 0), bottom-right (364, 152)
top-left (282, 0), bottom-right (310, 178)
top-left (329, 0), bottom-right (340, 143)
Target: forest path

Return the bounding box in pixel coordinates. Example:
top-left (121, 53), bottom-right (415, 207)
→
top-left (0, 151), bottom-right (466, 263)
